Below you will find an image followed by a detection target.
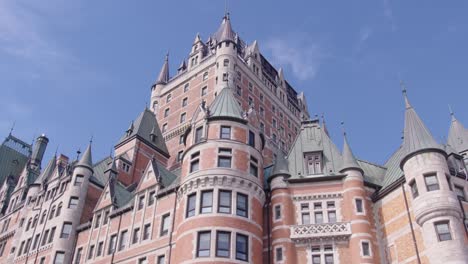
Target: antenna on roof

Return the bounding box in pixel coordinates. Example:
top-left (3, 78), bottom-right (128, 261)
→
top-left (448, 104), bottom-right (454, 116)
top-left (340, 121), bottom-right (346, 136)
top-left (224, 0), bottom-right (229, 17)
top-left (89, 134), bottom-right (94, 144)
top-left (54, 145), bottom-right (59, 157)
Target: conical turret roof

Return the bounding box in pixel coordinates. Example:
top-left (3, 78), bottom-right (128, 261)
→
top-left (448, 111), bottom-right (468, 153)
top-left (34, 155), bottom-right (57, 184)
top-left (155, 54), bottom-right (169, 85)
top-left (271, 152), bottom-right (291, 178)
top-left (214, 13), bottom-right (236, 43)
top-left (208, 87), bottom-right (245, 122)
top-left (77, 143), bottom-right (93, 171)
top-left (401, 89), bottom-right (444, 165)
top-left (340, 133), bottom-right (362, 173)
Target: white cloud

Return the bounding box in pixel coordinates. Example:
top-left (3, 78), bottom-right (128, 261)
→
top-left (264, 33), bottom-right (326, 81)
top-left (383, 0), bottom-right (397, 31)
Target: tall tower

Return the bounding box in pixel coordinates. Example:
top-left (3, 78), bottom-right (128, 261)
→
top-left (399, 89), bottom-right (468, 263)
top-left (172, 87), bottom-right (265, 263)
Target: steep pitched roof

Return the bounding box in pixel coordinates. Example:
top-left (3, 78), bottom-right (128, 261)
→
top-left (76, 143), bottom-right (93, 171)
top-left (208, 87), bottom-right (245, 122)
top-left (401, 90), bottom-right (444, 162)
top-left (0, 134), bottom-right (31, 186)
top-left (34, 155), bottom-right (56, 184)
top-left (214, 13), bottom-right (236, 43)
top-left (448, 112), bottom-right (468, 153)
top-left (117, 108), bottom-right (169, 156)
top-left (340, 133), bottom-right (362, 173)
top-left (89, 156), bottom-right (112, 187)
top-left (155, 54), bottom-right (169, 85)
top-left (287, 120), bottom-right (343, 178)
top-left (381, 146), bottom-right (405, 188)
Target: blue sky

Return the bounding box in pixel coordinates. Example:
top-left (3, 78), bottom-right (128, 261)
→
top-left (1, 0), bottom-right (467, 166)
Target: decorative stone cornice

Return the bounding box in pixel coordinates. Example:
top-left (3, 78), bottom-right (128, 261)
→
top-left (178, 175), bottom-right (265, 204)
top-left (292, 192), bottom-right (342, 202)
top-left (290, 222), bottom-right (351, 244)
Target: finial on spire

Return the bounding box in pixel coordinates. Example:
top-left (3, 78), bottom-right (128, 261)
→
top-left (54, 145), bottom-right (59, 157)
top-left (400, 80), bottom-right (411, 109)
top-left (89, 135), bottom-right (94, 144)
top-left (340, 121), bottom-right (346, 136)
top-left (224, 0), bottom-right (229, 18)
top-left (76, 148), bottom-right (81, 161)
top-left (9, 121), bottom-right (15, 136)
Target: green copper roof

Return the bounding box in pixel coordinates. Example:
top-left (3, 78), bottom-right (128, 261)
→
top-left (380, 146), bottom-right (405, 188)
top-left (209, 87), bottom-right (245, 121)
top-left (340, 133), bottom-right (362, 173)
top-left (447, 112), bottom-right (468, 153)
top-left (0, 135), bottom-right (31, 186)
top-left (402, 91), bottom-right (443, 161)
top-left (90, 156), bottom-right (113, 187)
top-left (117, 108), bottom-right (169, 156)
top-left (270, 152), bottom-right (291, 178)
top-left (288, 120), bottom-right (343, 178)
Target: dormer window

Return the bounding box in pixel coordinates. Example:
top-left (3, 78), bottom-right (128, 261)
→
top-left (305, 152), bottom-right (322, 175)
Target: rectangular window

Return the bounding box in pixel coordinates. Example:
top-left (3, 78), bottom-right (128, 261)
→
top-left (190, 159), bottom-right (200, 173)
top-left (94, 214), bottom-right (101, 228)
top-left (186, 193), bottom-right (196, 217)
top-left (160, 214), bottom-right (170, 236)
top-left (200, 191), bottom-right (213, 214)
top-left (237, 193), bottom-right (248, 217)
top-left (216, 231), bottom-right (230, 258)
top-left (454, 185), bottom-right (465, 201)
top-left (201, 86), bottom-right (207, 96)
top-left (274, 205), bottom-right (281, 220)
top-left (236, 234), bottom-right (248, 261)
top-left (179, 135), bottom-right (184, 145)
top-left (39, 257), bottom-right (46, 264)
top-left (68, 197), bottom-right (79, 209)
top-left (435, 221), bottom-right (452, 241)
top-left (74, 175), bottom-right (84, 186)
top-left (48, 227), bottom-right (56, 243)
top-left (148, 191), bottom-right (155, 206)
top-left (248, 131), bottom-right (255, 147)
top-left (157, 255), bottom-right (165, 264)
top-left (184, 83), bottom-right (189, 92)
top-left (32, 234), bottom-right (40, 249)
top-left (41, 230), bottom-right (49, 246)
top-left (132, 228), bottom-right (140, 244)
top-left (96, 242), bottom-right (103, 256)
top-left (302, 213), bottom-right (310, 225)
top-left (355, 199), bottom-right (364, 213)
top-left (195, 127), bottom-right (203, 143)
top-left (53, 251), bottom-right (65, 264)
top-left (424, 174), bottom-right (440, 191)
top-left (143, 224), bottom-right (151, 240)
top-left (180, 113), bottom-right (186, 123)
top-left (250, 162), bottom-right (258, 177)
top-left (138, 195), bottom-right (145, 210)
top-left (362, 241), bottom-right (370, 256)
top-left (103, 210), bottom-right (110, 225)
top-left (312, 255), bottom-right (321, 264)
top-left (220, 126), bottom-right (231, 139)
top-left (410, 180), bottom-right (419, 198)
top-left (328, 211), bottom-right (337, 223)
top-left (108, 234), bottom-right (117, 254)
top-left (301, 203), bottom-right (309, 211)
top-left (74, 247), bottom-right (83, 264)
top-left (138, 258), bottom-right (148, 264)
top-left (218, 156), bottom-right (232, 168)
top-left (118, 230), bottom-right (128, 251)
top-left (182, 97), bottom-right (188, 107)
top-left (60, 222), bottom-right (72, 239)
top-left (315, 212), bottom-right (323, 224)
top-left (164, 108), bottom-right (170, 118)
top-left (218, 190), bottom-right (232, 213)
top-left (177, 151), bottom-right (183, 162)
top-left (325, 254), bottom-right (334, 264)
top-left (197, 231), bottom-right (211, 257)
top-left (87, 245), bottom-right (95, 259)
top-left (276, 247), bottom-right (283, 261)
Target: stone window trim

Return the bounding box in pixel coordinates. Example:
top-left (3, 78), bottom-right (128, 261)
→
top-left (274, 246), bottom-right (285, 263)
top-left (217, 148), bottom-right (232, 168)
top-left (273, 204), bottom-right (282, 222)
top-left (434, 220), bottom-right (452, 242)
top-left (310, 244), bottom-right (335, 264)
top-left (454, 184), bottom-right (466, 201)
top-left (190, 151), bottom-right (201, 173)
top-left (354, 197), bottom-right (366, 216)
top-left (424, 172), bottom-right (440, 192)
top-left (160, 213), bottom-right (171, 237)
top-left (202, 71), bottom-right (209, 81)
top-left (360, 239), bottom-right (372, 258)
top-left (220, 126), bottom-right (231, 139)
top-left (298, 200), bottom-right (341, 224)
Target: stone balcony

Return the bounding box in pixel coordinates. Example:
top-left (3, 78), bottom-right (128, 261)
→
top-left (290, 222), bottom-right (352, 243)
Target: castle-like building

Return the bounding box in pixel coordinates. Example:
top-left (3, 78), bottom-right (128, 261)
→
top-left (0, 13), bottom-right (467, 264)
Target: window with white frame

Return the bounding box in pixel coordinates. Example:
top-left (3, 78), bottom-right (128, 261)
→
top-left (355, 198), bottom-right (364, 214)
top-left (435, 221), bottom-right (452, 241)
top-left (424, 173), bottom-right (440, 191)
top-left (236, 193), bottom-right (248, 218)
top-left (311, 245), bottom-right (334, 264)
top-left (200, 190), bottom-right (213, 214)
top-left (361, 240), bottom-right (372, 257)
top-left (160, 214), bottom-right (170, 236)
top-left (274, 205), bottom-right (281, 220)
top-left (305, 152), bottom-right (322, 175)
top-left (275, 247), bottom-right (283, 262)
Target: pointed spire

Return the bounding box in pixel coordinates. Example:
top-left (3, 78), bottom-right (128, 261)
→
top-left (104, 157), bottom-right (118, 178)
top-left (215, 12), bottom-right (235, 43)
top-left (76, 141), bottom-right (93, 172)
top-left (155, 53), bottom-right (170, 85)
top-left (447, 106), bottom-right (468, 153)
top-left (340, 126), bottom-right (362, 173)
top-left (178, 59), bottom-right (187, 71)
top-left (271, 152), bottom-right (291, 178)
top-left (401, 87), bottom-right (443, 166)
top-left (126, 120), bottom-right (134, 136)
top-left (321, 113), bottom-right (330, 136)
top-left (193, 33), bottom-right (202, 44)
top-left (35, 154), bottom-right (57, 184)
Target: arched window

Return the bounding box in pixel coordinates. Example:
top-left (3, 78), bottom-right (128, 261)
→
top-left (40, 211), bottom-right (47, 225)
top-left (49, 205), bottom-right (56, 220)
top-left (32, 215), bottom-right (38, 228)
top-left (56, 202), bottom-right (62, 217)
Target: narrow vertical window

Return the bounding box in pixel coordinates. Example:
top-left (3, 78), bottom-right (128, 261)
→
top-left (118, 230), bottom-right (128, 251)
top-left (276, 247), bottom-right (283, 261)
top-left (195, 127), bottom-right (203, 143)
top-left (248, 131), bottom-right (255, 147)
top-left (410, 180), bottom-right (419, 198)
top-left (97, 242), bottom-right (103, 256)
top-left (132, 228), bottom-right (140, 244)
top-left (68, 197), bottom-right (79, 209)
top-left (315, 212), bottom-right (323, 224)
top-left (218, 190), bottom-right (232, 213)
top-left (60, 222), bottom-right (72, 239)
top-left (218, 148), bottom-right (232, 168)
top-left (87, 245), bottom-right (95, 259)
top-left (200, 190), bottom-right (213, 214)
top-left (361, 241), bottom-right (371, 256)
top-left (328, 211), bottom-right (336, 223)
top-left (157, 255), bottom-right (165, 264)
top-left (186, 193), bottom-right (196, 217)
top-left (74, 248), bottom-right (83, 264)
top-left (143, 224), bottom-right (151, 240)
top-left (236, 193), bottom-right (248, 217)
top-left (216, 231), bottom-right (230, 257)
top-left (302, 212), bottom-right (310, 224)
top-left (74, 174), bottom-right (84, 186)
top-left (454, 185), bottom-right (465, 201)
top-left (160, 214), bottom-right (170, 236)
top-left (180, 112), bottom-right (186, 123)
top-left (138, 195), bottom-right (145, 210)
top-left (424, 174), bottom-right (440, 191)
top-left (197, 231), bottom-right (211, 257)
top-left (190, 151), bottom-right (200, 172)
top-left (108, 234), bottom-right (117, 254)
top-left (235, 233), bottom-right (248, 261)
top-left (355, 198), bottom-right (364, 213)
top-left (148, 191), bottom-right (155, 206)
top-left (250, 157), bottom-right (258, 177)
top-left (274, 205), bottom-right (281, 220)
top-left (48, 227), bottom-right (56, 243)
top-left (201, 86), bottom-right (207, 96)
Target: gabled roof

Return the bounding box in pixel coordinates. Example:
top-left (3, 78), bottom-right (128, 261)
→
top-left (448, 112), bottom-right (468, 153)
top-left (288, 119), bottom-right (343, 178)
top-left (340, 133), bottom-right (362, 173)
top-left (117, 108), bottom-right (169, 156)
top-left (155, 54), bottom-right (169, 85)
top-left (34, 155), bottom-right (56, 184)
top-left (208, 87), bottom-right (245, 122)
top-left (401, 90), bottom-right (444, 163)
top-left (214, 13), bottom-right (236, 43)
